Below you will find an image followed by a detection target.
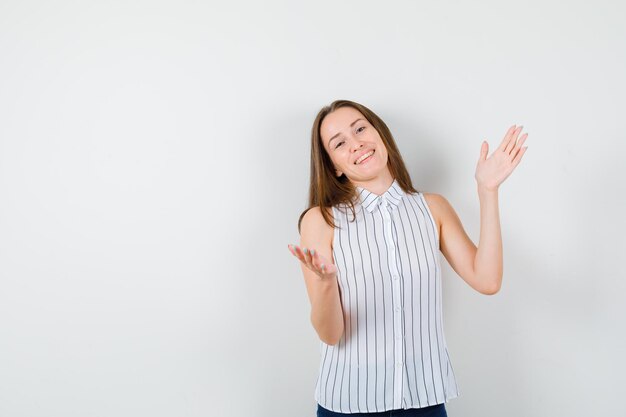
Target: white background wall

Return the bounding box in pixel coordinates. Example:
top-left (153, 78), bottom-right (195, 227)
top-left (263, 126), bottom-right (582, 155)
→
top-left (1, 1), bottom-right (624, 416)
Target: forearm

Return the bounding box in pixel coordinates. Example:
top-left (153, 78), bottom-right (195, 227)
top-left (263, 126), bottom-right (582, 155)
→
top-left (474, 186), bottom-right (503, 293)
top-left (310, 278), bottom-right (344, 345)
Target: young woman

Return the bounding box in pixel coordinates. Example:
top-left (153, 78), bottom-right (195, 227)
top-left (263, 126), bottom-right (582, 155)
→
top-left (287, 100), bottom-right (528, 417)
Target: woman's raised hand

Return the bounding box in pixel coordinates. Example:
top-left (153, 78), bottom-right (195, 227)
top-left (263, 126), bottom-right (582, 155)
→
top-left (475, 125), bottom-right (529, 191)
top-left (288, 244), bottom-right (337, 280)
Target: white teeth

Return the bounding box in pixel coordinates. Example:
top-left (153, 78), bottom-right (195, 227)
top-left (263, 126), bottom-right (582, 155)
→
top-left (355, 150), bottom-right (374, 164)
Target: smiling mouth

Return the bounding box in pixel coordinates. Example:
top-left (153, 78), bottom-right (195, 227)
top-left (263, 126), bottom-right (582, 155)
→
top-left (355, 150), bottom-right (375, 165)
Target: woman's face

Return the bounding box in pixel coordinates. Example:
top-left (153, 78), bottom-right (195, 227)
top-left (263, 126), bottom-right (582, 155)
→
top-left (320, 106), bottom-right (390, 182)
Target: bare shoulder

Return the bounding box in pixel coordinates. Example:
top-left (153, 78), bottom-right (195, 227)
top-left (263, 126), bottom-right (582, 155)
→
top-left (421, 192), bottom-right (449, 232)
top-left (421, 191), bottom-right (461, 229)
top-left (300, 206), bottom-right (332, 229)
top-left (300, 206), bottom-right (334, 247)
top-left (421, 192), bottom-right (448, 210)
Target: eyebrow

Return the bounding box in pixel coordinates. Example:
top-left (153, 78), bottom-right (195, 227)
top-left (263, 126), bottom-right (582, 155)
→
top-left (328, 118), bottom-right (364, 147)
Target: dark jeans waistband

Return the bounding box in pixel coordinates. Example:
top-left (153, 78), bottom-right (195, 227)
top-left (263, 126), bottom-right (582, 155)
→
top-left (317, 403), bottom-right (447, 417)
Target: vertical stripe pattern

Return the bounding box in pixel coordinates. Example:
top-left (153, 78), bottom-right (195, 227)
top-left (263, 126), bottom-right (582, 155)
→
top-left (314, 180), bottom-right (460, 412)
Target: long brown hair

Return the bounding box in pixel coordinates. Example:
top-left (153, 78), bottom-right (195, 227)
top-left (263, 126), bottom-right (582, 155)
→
top-left (297, 100), bottom-right (418, 233)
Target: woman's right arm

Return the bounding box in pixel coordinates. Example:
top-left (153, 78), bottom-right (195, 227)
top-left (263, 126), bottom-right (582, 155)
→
top-left (288, 207), bottom-right (344, 345)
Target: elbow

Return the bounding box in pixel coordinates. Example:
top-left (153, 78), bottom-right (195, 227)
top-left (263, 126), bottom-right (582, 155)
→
top-left (482, 286), bottom-right (500, 296)
top-left (471, 269), bottom-right (502, 295)
top-left (480, 280), bottom-right (502, 296)
top-left (317, 326), bottom-right (344, 345)
top-left (320, 334), bottom-right (342, 346)
top-left (313, 319), bottom-right (344, 346)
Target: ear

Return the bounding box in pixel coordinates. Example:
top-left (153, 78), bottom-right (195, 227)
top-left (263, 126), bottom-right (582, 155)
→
top-left (335, 169), bottom-right (343, 177)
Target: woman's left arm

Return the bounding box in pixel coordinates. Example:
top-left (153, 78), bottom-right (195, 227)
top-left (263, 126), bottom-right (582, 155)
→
top-left (473, 186), bottom-right (503, 294)
top-left (428, 125), bottom-right (528, 295)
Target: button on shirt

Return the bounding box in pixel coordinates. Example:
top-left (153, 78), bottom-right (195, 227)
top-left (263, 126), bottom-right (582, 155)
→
top-left (314, 180), bottom-right (460, 413)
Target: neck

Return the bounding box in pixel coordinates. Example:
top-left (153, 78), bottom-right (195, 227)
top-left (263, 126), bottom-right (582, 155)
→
top-left (352, 169), bottom-right (395, 196)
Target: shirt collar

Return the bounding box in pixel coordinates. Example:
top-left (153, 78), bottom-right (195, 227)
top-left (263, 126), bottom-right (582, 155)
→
top-left (356, 179), bottom-right (405, 213)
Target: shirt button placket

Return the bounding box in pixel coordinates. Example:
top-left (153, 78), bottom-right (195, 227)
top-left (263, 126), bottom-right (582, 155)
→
top-left (381, 196), bottom-right (403, 409)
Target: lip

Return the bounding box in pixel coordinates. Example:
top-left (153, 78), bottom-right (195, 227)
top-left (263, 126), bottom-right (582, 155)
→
top-left (354, 149), bottom-right (375, 165)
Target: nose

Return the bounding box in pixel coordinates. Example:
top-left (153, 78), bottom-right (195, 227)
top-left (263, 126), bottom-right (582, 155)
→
top-left (351, 138), bottom-right (365, 152)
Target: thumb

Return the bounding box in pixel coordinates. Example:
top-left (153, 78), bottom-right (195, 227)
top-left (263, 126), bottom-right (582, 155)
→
top-left (479, 140), bottom-right (488, 161)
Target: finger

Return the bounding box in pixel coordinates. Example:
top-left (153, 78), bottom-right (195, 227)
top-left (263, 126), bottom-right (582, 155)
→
top-left (309, 249), bottom-right (329, 274)
top-left (323, 262), bottom-right (337, 275)
top-left (504, 126), bottom-right (523, 154)
top-left (292, 245), bottom-right (307, 264)
top-left (298, 246), bottom-right (311, 266)
top-left (479, 141), bottom-right (488, 161)
top-left (512, 133), bottom-right (528, 155)
top-left (293, 245), bottom-right (334, 276)
top-left (303, 247), bottom-right (313, 265)
top-left (289, 244), bottom-right (307, 262)
top-left (311, 249), bottom-right (330, 264)
top-left (498, 125), bottom-right (517, 151)
top-left (288, 243), bottom-right (300, 257)
top-left (309, 248), bottom-right (318, 269)
top-left (304, 248), bottom-right (320, 272)
top-left (511, 146), bottom-right (528, 166)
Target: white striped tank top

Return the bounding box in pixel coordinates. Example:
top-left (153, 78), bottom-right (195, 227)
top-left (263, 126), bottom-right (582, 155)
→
top-left (314, 179), bottom-right (460, 413)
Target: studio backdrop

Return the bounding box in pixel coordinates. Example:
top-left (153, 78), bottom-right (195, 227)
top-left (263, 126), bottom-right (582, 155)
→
top-left (0, 1), bottom-right (624, 416)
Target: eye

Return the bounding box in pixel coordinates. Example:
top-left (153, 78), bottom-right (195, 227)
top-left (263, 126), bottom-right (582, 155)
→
top-left (356, 126), bottom-right (366, 133)
top-left (335, 141), bottom-right (344, 149)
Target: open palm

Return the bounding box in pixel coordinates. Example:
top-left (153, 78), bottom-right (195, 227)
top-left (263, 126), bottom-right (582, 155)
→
top-left (288, 244), bottom-right (338, 280)
top-left (475, 125), bottom-right (528, 191)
